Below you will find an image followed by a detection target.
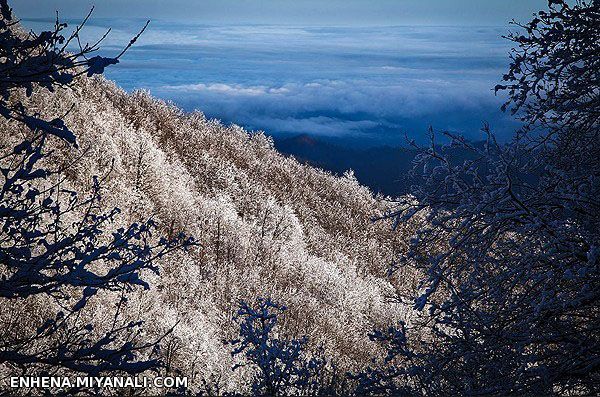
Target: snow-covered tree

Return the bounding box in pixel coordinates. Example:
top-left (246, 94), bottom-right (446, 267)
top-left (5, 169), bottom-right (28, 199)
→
top-left (362, 0), bottom-right (600, 395)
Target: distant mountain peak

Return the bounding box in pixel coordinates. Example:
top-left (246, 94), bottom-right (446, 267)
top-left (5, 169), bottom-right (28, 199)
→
top-left (286, 134), bottom-right (319, 147)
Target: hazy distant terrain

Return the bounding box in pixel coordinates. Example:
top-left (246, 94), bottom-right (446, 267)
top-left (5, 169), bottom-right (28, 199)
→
top-left (274, 135), bottom-right (415, 196)
top-left (275, 134), bottom-right (484, 197)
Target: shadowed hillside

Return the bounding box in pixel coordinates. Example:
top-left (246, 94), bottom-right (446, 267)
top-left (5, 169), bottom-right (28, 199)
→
top-left (275, 134), bottom-right (484, 197)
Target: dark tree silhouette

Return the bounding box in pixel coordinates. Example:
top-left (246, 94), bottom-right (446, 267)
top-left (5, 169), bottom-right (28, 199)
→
top-left (360, 0), bottom-right (600, 395)
top-left (498, 0), bottom-right (600, 144)
top-left (0, 0), bottom-right (193, 381)
top-left (227, 299), bottom-right (333, 396)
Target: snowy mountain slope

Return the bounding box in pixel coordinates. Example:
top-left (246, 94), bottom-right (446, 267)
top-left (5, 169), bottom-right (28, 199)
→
top-left (1, 75), bottom-right (412, 390)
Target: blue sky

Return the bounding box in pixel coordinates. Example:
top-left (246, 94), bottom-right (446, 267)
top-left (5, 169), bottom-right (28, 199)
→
top-left (15, 1), bottom-right (545, 26)
top-left (17, 2), bottom-right (547, 145)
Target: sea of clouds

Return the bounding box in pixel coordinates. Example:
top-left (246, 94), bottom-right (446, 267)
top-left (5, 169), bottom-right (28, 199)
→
top-left (24, 18), bottom-right (521, 145)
